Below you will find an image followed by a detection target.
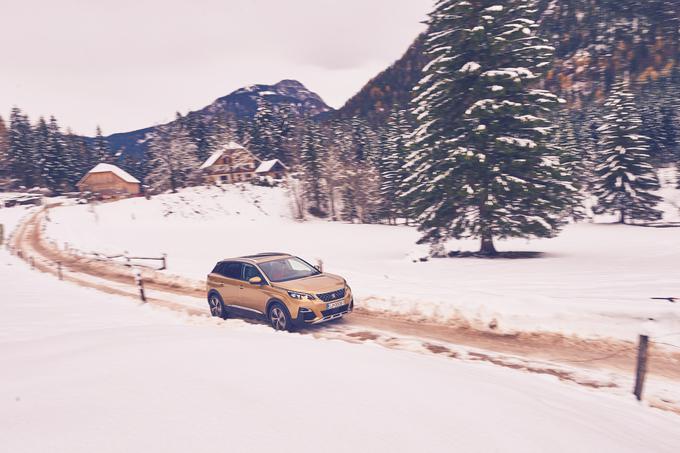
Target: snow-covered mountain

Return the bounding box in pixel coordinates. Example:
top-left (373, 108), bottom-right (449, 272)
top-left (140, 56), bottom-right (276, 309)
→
top-left (205, 79), bottom-right (331, 118)
top-left (106, 79), bottom-right (332, 157)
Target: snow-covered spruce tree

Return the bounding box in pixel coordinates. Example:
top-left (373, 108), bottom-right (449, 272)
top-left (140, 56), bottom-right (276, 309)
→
top-left (43, 117), bottom-right (69, 192)
top-left (146, 113), bottom-right (201, 193)
top-left (593, 80), bottom-right (662, 224)
top-left (405, 0), bottom-right (574, 255)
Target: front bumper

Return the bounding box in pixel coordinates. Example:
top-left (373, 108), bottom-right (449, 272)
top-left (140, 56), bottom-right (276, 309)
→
top-left (293, 298), bottom-right (354, 327)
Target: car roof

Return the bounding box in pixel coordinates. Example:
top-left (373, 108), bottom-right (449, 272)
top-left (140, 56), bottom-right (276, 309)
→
top-left (221, 253), bottom-right (292, 264)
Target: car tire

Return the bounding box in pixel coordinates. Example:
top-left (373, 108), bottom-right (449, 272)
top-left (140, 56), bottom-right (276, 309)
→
top-left (268, 302), bottom-right (293, 332)
top-left (208, 292), bottom-right (227, 320)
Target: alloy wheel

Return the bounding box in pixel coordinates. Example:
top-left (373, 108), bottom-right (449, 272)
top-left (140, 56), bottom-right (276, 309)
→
top-left (209, 296), bottom-right (223, 317)
top-left (270, 307), bottom-right (287, 330)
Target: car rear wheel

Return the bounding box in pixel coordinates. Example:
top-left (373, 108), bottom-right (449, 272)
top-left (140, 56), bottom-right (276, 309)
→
top-left (208, 293), bottom-right (227, 319)
top-left (268, 302), bottom-right (293, 331)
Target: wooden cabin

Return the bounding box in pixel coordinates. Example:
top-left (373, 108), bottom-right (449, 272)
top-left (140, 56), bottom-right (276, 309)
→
top-left (255, 159), bottom-right (287, 179)
top-left (77, 163), bottom-right (141, 197)
top-left (200, 142), bottom-right (261, 184)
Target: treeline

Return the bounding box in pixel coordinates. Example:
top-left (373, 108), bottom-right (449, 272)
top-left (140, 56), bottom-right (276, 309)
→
top-left (133, 101), bottom-right (414, 224)
top-left (0, 107), bottom-right (113, 193)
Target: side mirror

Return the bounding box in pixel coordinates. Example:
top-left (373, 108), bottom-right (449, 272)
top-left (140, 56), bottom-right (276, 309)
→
top-left (314, 265), bottom-right (321, 272)
top-left (248, 276), bottom-right (263, 285)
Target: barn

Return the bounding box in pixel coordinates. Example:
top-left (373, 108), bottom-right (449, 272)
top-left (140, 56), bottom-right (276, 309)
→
top-left (77, 163), bottom-right (141, 197)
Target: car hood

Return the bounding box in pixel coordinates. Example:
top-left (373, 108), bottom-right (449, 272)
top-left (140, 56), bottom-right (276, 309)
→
top-left (273, 273), bottom-right (345, 294)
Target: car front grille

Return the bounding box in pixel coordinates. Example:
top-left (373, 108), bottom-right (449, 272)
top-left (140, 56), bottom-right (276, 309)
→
top-left (317, 288), bottom-right (346, 302)
top-left (321, 304), bottom-right (350, 318)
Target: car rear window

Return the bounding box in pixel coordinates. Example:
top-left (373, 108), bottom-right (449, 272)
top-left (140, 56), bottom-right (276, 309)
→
top-left (214, 262), bottom-right (243, 280)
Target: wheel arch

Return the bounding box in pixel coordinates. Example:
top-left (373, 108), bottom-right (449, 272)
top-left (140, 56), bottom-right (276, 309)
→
top-left (265, 297), bottom-right (286, 315)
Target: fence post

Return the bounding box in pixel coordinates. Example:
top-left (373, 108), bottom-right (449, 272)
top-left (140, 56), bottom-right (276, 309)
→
top-left (633, 334), bottom-right (649, 401)
top-left (133, 268), bottom-right (146, 303)
top-left (161, 253), bottom-right (167, 270)
top-left (57, 262), bottom-right (63, 280)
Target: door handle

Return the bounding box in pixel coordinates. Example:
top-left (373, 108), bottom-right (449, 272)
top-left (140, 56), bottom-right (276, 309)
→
top-left (239, 285), bottom-right (244, 289)
top-left (217, 283), bottom-right (225, 287)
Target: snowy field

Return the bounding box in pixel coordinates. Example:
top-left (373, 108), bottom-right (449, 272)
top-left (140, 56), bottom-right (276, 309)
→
top-left (44, 176), bottom-right (680, 344)
top-left (1, 241), bottom-right (680, 452)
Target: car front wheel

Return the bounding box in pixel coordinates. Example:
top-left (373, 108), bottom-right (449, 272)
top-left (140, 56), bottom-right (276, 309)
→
top-left (208, 293), bottom-right (227, 319)
top-left (268, 302), bottom-right (293, 331)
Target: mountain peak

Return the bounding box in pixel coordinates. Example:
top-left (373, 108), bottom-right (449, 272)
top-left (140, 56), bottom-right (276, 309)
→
top-left (212, 79), bottom-right (332, 118)
top-left (274, 79), bottom-right (305, 89)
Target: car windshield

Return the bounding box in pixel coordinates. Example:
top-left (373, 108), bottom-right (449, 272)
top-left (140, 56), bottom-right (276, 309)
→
top-left (259, 257), bottom-right (320, 283)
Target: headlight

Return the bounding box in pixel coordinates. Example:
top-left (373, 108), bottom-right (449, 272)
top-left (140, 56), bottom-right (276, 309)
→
top-left (287, 291), bottom-right (315, 301)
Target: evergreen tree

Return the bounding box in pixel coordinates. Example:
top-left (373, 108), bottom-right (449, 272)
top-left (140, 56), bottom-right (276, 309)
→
top-left (63, 130), bottom-right (91, 188)
top-left (92, 126), bottom-right (111, 164)
top-left (33, 117), bottom-right (50, 188)
top-left (593, 80), bottom-right (662, 223)
top-left (146, 113), bottom-right (201, 193)
top-left (36, 117), bottom-right (69, 192)
top-left (8, 108), bottom-right (36, 188)
top-left (406, 0), bottom-right (574, 255)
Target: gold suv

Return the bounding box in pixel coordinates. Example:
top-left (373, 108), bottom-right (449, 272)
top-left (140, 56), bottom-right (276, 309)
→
top-left (206, 253), bottom-right (353, 330)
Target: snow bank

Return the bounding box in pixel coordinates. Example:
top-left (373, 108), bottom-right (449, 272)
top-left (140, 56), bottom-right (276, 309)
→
top-left (1, 250), bottom-right (679, 452)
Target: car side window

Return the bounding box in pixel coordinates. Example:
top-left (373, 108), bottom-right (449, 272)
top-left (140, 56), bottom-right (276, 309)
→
top-left (243, 264), bottom-right (264, 282)
top-left (220, 262), bottom-right (243, 280)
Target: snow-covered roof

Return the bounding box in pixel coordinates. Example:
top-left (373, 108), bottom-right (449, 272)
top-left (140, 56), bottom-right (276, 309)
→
top-left (255, 159), bottom-right (287, 173)
top-left (199, 142), bottom-right (251, 170)
top-left (83, 163), bottom-right (140, 184)
top-left (200, 150), bottom-right (224, 170)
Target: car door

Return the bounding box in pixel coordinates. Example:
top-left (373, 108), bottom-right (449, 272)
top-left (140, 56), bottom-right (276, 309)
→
top-left (239, 263), bottom-right (270, 314)
top-left (214, 261), bottom-right (243, 307)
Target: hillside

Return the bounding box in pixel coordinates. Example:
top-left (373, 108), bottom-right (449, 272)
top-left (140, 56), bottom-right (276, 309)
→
top-left (331, 34), bottom-right (427, 127)
top-left (328, 1), bottom-right (680, 129)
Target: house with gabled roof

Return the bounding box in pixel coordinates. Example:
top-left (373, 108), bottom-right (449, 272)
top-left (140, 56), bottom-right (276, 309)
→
top-left (200, 142), bottom-right (287, 184)
top-left (77, 163), bottom-right (140, 197)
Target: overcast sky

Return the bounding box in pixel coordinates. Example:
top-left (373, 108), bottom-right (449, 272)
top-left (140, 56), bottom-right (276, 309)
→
top-left (1, 0), bottom-right (431, 135)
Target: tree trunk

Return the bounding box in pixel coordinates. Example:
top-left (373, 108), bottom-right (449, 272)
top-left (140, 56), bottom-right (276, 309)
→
top-left (619, 210), bottom-right (626, 224)
top-left (479, 233), bottom-right (497, 256)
